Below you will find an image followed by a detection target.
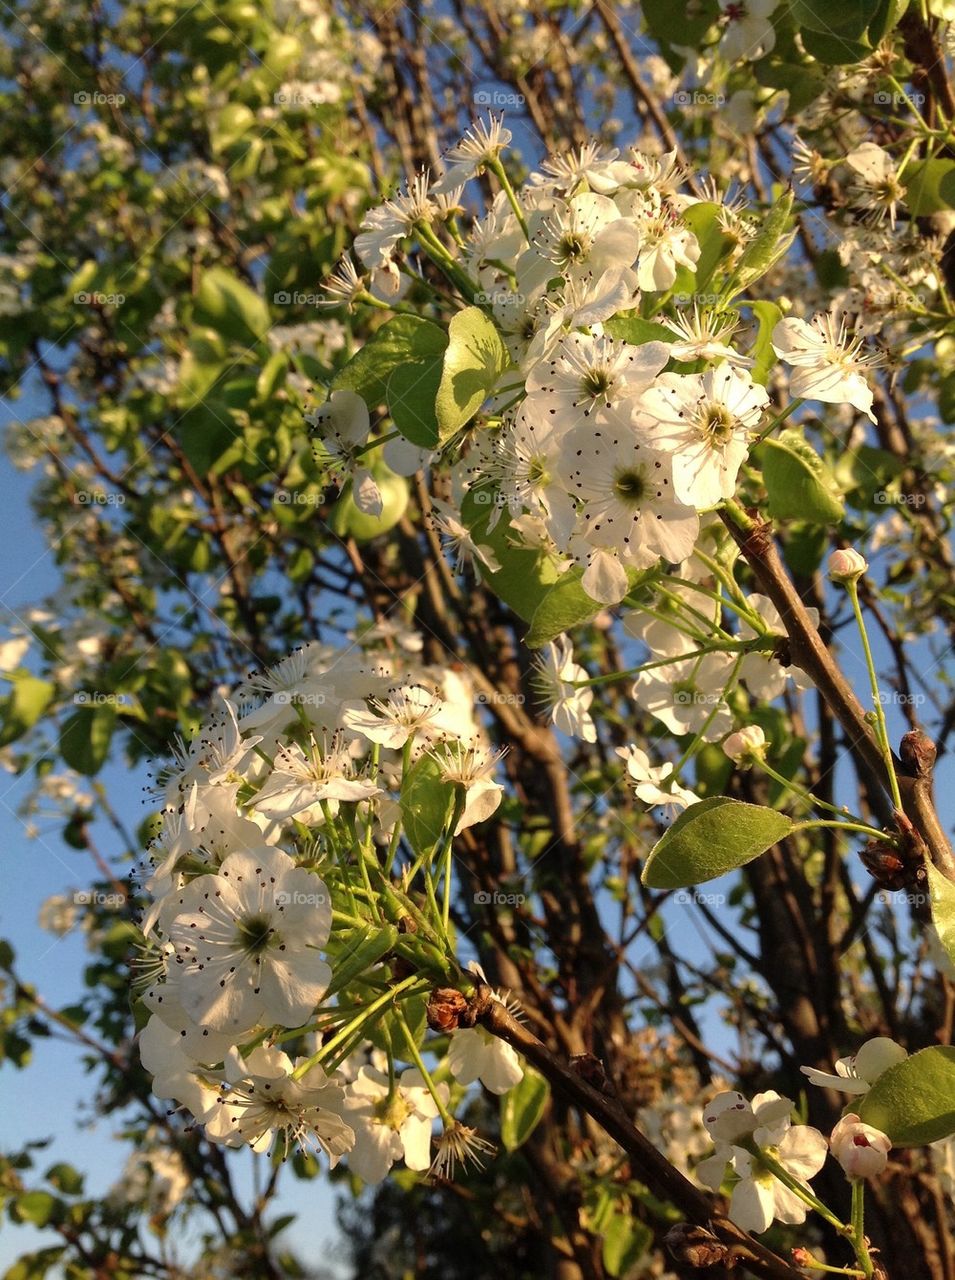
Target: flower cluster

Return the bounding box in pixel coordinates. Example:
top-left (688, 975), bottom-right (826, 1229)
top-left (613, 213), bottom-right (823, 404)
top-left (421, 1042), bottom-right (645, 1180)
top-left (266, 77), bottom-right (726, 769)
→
top-left (317, 119), bottom-right (880, 609)
top-left (136, 627), bottom-right (523, 1180)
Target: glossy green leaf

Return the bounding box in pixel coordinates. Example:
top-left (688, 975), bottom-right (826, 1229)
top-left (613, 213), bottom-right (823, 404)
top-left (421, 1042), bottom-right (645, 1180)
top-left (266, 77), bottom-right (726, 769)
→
top-left (525, 566), bottom-right (662, 648)
top-left (759, 430), bottom-right (844, 524)
top-left (387, 359), bottom-right (442, 448)
top-left (749, 301), bottom-right (783, 386)
top-left (602, 1210), bottom-right (652, 1278)
top-left (926, 861), bottom-right (955, 972)
top-left (603, 314), bottom-right (676, 345)
top-left (859, 1046), bottom-right (955, 1145)
top-left (59, 703), bottom-right (117, 776)
top-left (501, 1067), bottom-right (549, 1152)
top-left (435, 306), bottom-right (509, 438)
top-left (400, 754), bottom-right (454, 857)
top-left (194, 267), bottom-right (270, 344)
top-left (641, 797), bottom-right (794, 889)
top-left (463, 489), bottom-right (565, 623)
top-left (723, 191), bottom-right (795, 298)
top-left (790, 0), bottom-right (879, 37)
top-left (904, 159), bottom-right (955, 216)
top-left (799, 25), bottom-right (872, 62)
top-left (332, 316), bottom-right (448, 409)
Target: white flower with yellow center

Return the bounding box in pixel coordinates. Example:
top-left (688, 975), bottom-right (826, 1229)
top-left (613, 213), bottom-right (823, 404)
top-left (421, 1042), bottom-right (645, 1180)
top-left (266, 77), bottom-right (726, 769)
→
top-left (343, 1065), bottom-right (447, 1183)
top-left (772, 311), bottom-right (879, 423)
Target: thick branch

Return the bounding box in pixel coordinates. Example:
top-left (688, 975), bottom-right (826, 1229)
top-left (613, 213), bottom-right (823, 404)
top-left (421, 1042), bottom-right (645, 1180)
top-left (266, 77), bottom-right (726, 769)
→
top-left (479, 995), bottom-right (807, 1280)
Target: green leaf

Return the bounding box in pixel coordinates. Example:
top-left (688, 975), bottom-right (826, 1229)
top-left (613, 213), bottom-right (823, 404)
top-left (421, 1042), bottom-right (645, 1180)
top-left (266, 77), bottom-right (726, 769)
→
top-left (642, 0), bottom-right (719, 45)
top-left (194, 267), bottom-right (270, 344)
top-left (867, 0), bottom-right (910, 42)
top-left (462, 489), bottom-right (565, 623)
top-left (0, 675), bottom-right (55, 746)
top-left (332, 316), bottom-right (447, 409)
top-left (13, 1191), bottom-right (59, 1227)
top-left (524, 566), bottom-right (662, 648)
top-left (325, 925), bottom-right (399, 999)
top-left (387, 359), bottom-right (442, 448)
top-left (641, 797), bottom-right (794, 889)
top-left (859, 1046), bottom-right (955, 1145)
top-left (799, 25), bottom-right (873, 62)
top-left (500, 1067), bottom-right (549, 1152)
top-left (435, 307), bottom-right (509, 439)
top-left (44, 1163), bottom-right (84, 1196)
top-left (59, 704), bottom-right (117, 776)
top-left (749, 301), bottom-right (783, 387)
top-left (904, 159), bottom-right (955, 216)
top-left (400, 754), bottom-right (454, 857)
top-left (602, 1209), bottom-right (652, 1278)
top-left (723, 191), bottom-right (795, 298)
top-left (926, 861), bottom-right (955, 972)
top-left (680, 201), bottom-right (733, 295)
top-left (759, 431), bottom-right (844, 524)
top-left (602, 314), bottom-right (676, 345)
top-left (790, 0), bottom-right (879, 37)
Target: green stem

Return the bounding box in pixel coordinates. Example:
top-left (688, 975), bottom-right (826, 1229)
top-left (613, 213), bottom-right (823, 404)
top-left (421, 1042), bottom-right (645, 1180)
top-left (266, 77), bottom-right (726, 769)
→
top-left (844, 580), bottom-right (903, 811)
top-left (791, 818), bottom-right (895, 844)
top-left (850, 1180), bottom-right (874, 1279)
top-left (754, 398), bottom-right (805, 445)
top-left (394, 1007), bottom-right (455, 1126)
top-left (292, 974), bottom-right (425, 1078)
top-left (486, 156), bottom-right (530, 240)
top-left (751, 1146), bottom-right (847, 1232)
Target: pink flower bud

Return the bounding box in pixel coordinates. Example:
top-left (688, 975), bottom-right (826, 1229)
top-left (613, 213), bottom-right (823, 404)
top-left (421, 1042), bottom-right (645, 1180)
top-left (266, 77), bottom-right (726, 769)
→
top-left (828, 548), bottom-right (867, 584)
top-left (829, 1113), bottom-right (891, 1179)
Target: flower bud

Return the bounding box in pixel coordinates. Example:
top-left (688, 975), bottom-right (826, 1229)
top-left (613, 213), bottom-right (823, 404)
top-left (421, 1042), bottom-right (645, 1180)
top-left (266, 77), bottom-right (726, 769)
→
top-left (722, 725), bottom-right (767, 765)
top-left (828, 548), bottom-right (867, 584)
top-left (829, 1113), bottom-right (891, 1179)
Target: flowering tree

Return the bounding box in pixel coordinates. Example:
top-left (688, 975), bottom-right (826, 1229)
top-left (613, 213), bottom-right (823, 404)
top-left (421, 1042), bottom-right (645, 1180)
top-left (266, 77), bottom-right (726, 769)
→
top-left (5, 2), bottom-right (955, 1279)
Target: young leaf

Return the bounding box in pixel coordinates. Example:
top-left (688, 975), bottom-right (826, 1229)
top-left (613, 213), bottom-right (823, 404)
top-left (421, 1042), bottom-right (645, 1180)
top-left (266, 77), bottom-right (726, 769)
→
top-left (194, 267), bottom-right (271, 344)
top-left (925, 861), bottom-right (955, 971)
top-left (859, 1046), bottom-right (955, 1145)
top-left (500, 1067), bottom-right (549, 1152)
top-left (400, 754), bottom-right (454, 857)
top-left (723, 191), bottom-right (796, 298)
top-left (641, 797), bottom-right (794, 889)
top-left (332, 316), bottom-right (448, 409)
top-left (435, 306), bottom-right (509, 439)
top-left (748, 301), bottom-right (783, 387)
top-left (758, 431), bottom-right (844, 524)
top-left (524, 566), bottom-right (662, 648)
top-left (602, 1210), bottom-right (652, 1278)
